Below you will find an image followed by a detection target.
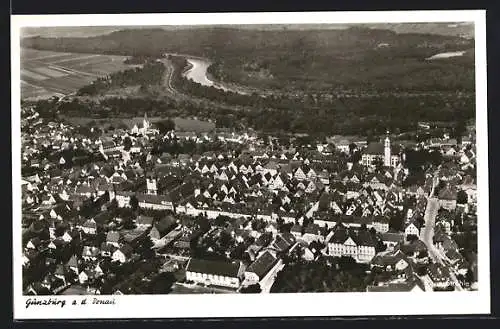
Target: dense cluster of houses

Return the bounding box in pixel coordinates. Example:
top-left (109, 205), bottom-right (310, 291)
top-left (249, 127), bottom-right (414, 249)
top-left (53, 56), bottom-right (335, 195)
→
top-left (20, 107), bottom-right (478, 294)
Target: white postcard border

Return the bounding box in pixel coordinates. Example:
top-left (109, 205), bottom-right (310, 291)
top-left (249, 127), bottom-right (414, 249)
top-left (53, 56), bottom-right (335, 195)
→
top-left (11, 10), bottom-right (489, 319)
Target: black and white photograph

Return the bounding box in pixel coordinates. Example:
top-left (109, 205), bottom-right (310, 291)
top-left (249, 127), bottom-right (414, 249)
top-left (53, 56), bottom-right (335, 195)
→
top-left (11, 11), bottom-right (489, 319)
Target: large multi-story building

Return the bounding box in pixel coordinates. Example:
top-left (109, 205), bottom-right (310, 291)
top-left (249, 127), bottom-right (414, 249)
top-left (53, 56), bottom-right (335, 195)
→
top-left (361, 134), bottom-right (401, 168)
top-left (185, 258), bottom-right (244, 289)
top-left (326, 224), bottom-right (377, 263)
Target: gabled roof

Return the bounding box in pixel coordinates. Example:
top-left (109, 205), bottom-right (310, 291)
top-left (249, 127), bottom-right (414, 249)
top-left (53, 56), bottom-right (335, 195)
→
top-left (445, 248), bottom-right (464, 262)
top-left (136, 215), bottom-right (153, 226)
top-left (427, 263), bottom-right (450, 280)
top-left (371, 249), bottom-right (407, 267)
top-left (27, 236), bottom-right (42, 248)
top-left (54, 264), bottom-right (65, 276)
top-left (398, 239), bottom-right (428, 255)
top-left (380, 232), bottom-right (404, 243)
top-left (82, 219), bottom-right (97, 228)
top-left (106, 231), bottom-right (120, 243)
top-left (255, 232), bottom-right (273, 247)
top-left (280, 232), bottom-right (296, 245)
top-left (82, 246), bottom-right (100, 258)
top-left (328, 224), bottom-right (376, 247)
top-left (304, 223), bottom-right (323, 236)
top-left (100, 242), bottom-right (117, 253)
top-left (291, 223), bottom-right (302, 233)
top-left (66, 255), bottom-right (78, 268)
top-left (364, 142), bottom-right (384, 155)
top-left (354, 229), bottom-right (376, 247)
top-left (136, 193), bottom-right (172, 204)
top-left (271, 234), bottom-right (295, 252)
top-left (328, 225), bottom-right (349, 244)
top-left (118, 244), bottom-right (134, 257)
top-left (186, 258), bottom-right (241, 278)
top-left (460, 175), bottom-right (475, 186)
top-left (438, 187), bottom-right (457, 201)
top-left (245, 251), bottom-right (278, 278)
top-left (156, 216), bottom-right (177, 234)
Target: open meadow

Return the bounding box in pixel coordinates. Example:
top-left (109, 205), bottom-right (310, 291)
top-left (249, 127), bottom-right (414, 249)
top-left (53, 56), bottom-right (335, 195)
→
top-left (20, 48), bottom-right (137, 100)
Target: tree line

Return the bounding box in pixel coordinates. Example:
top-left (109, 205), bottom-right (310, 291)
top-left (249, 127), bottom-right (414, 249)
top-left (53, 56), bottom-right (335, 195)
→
top-left (25, 55), bottom-right (474, 140)
top-left (77, 61), bottom-right (166, 96)
top-left (270, 255), bottom-right (372, 293)
top-left (168, 56), bottom-right (474, 138)
top-left (22, 26), bottom-right (474, 95)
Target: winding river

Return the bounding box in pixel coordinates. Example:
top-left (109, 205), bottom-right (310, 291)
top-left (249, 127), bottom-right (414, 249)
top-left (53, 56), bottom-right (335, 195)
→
top-left (183, 58), bottom-right (215, 87)
top-left (182, 57), bottom-right (247, 95)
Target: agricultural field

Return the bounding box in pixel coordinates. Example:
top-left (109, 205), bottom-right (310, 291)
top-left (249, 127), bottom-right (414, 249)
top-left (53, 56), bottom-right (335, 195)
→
top-left (20, 48), bottom-right (138, 100)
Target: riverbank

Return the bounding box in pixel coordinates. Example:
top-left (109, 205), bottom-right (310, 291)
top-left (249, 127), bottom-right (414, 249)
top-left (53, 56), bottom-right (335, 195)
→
top-left (182, 58), bottom-right (248, 95)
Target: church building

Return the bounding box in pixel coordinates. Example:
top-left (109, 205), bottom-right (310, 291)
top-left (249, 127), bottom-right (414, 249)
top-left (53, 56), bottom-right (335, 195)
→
top-left (131, 113), bottom-right (159, 136)
top-left (361, 133), bottom-right (401, 168)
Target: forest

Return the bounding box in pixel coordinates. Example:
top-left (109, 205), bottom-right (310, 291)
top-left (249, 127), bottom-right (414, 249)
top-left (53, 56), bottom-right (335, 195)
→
top-left (23, 26), bottom-right (474, 139)
top-left (77, 61), bottom-right (166, 96)
top-left (22, 26), bottom-right (474, 94)
top-left (27, 90), bottom-right (471, 141)
top-left (270, 255), bottom-right (373, 293)
top-left (168, 55), bottom-right (474, 137)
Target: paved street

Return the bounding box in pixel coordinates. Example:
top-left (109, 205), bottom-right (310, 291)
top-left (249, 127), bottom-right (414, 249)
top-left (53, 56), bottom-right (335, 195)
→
top-left (259, 263), bottom-right (285, 293)
top-left (420, 174), bottom-right (463, 291)
top-left (420, 197), bottom-right (442, 264)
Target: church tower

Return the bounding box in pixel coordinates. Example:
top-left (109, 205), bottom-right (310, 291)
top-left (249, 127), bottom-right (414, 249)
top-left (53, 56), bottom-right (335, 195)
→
top-left (143, 112), bottom-right (150, 131)
top-left (384, 131), bottom-right (391, 167)
top-left (146, 174), bottom-right (157, 195)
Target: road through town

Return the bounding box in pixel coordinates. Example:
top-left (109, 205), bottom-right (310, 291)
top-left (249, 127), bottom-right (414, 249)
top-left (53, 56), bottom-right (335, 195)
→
top-left (420, 174), bottom-right (463, 291)
top-left (421, 197), bottom-right (442, 264)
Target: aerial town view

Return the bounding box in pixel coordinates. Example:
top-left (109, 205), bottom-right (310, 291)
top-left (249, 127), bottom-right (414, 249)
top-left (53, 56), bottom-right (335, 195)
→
top-left (19, 22), bottom-right (478, 296)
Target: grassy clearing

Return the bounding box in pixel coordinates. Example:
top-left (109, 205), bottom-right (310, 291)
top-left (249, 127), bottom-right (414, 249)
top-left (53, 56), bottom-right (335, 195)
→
top-left (173, 117), bottom-right (215, 132)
